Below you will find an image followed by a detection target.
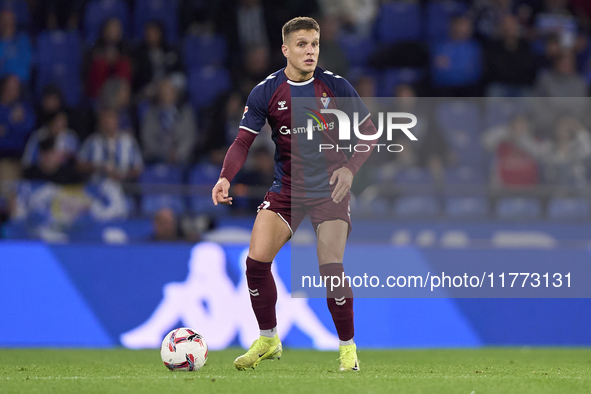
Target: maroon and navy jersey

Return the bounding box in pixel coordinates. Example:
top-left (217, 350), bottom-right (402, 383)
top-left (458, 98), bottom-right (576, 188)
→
top-left (239, 67), bottom-right (370, 198)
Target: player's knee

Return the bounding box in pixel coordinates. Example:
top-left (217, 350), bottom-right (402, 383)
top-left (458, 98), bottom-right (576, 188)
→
top-left (317, 244), bottom-right (345, 265)
top-left (248, 246), bottom-right (274, 263)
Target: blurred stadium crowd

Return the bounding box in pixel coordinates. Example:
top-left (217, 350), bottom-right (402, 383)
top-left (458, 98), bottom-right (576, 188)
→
top-left (1, 0), bottom-right (591, 242)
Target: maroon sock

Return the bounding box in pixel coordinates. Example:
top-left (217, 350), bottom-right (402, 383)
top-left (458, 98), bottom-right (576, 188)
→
top-left (319, 263), bottom-right (354, 341)
top-left (246, 256), bottom-right (277, 330)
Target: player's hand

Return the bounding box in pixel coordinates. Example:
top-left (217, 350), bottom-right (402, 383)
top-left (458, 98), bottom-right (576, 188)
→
top-left (212, 177), bottom-right (233, 206)
top-left (329, 167), bottom-right (353, 204)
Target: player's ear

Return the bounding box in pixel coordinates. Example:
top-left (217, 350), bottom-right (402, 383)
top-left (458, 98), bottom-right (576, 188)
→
top-left (281, 44), bottom-right (288, 59)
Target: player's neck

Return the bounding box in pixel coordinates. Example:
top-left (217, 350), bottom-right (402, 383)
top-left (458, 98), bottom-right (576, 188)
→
top-left (284, 65), bottom-right (314, 82)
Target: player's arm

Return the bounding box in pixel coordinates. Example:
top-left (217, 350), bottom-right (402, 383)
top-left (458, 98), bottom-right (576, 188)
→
top-left (212, 83), bottom-right (268, 206)
top-left (211, 129), bottom-right (257, 205)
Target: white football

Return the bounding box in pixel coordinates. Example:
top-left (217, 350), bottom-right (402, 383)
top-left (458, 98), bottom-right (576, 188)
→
top-left (160, 328), bottom-right (208, 371)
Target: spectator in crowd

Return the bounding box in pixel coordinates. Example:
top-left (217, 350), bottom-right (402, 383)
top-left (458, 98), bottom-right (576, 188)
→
top-left (22, 111), bottom-right (79, 171)
top-left (544, 116), bottom-right (591, 188)
top-left (0, 9), bottom-right (32, 82)
top-left (132, 20), bottom-right (184, 100)
top-left (77, 108), bottom-right (143, 182)
top-left (37, 84), bottom-right (94, 141)
top-left (483, 114), bottom-right (542, 188)
top-left (533, 51), bottom-right (588, 136)
top-left (318, 0), bottom-right (377, 36)
top-left (0, 75), bottom-right (36, 159)
top-left (539, 32), bottom-right (563, 70)
top-left (22, 111), bottom-right (81, 184)
top-left (317, 16), bottom-right (349, 78)
top-left (0, 74), bottom-right (35, 200)
top-left (237, 46), bottom-right (272, 94)
top-left (353, 73), bottom-right (380, 118)
top-left (520, 116), bottom-right (591, 189)
top-left (355, 74), bottom-right (377, 97)
top-left (485, 14), bottom-right (539, 96)
top-left (371, 84), bottom-right (449, 184)
top-left (534, 0), bottom-right (578, 48)
top-left (397, 84), bottom-right (449, 179)
top-left (151, 207), bottom-right (183, 242)
top-left (99, 77), bottom-right (134, 134)
top-left (471, 0), bottom-right (516, 40)
top-left (87, 18), bottom-right (132, 98)
top-left (213, 0), bottom-right (277, 67)
top-left (36, 84), bottom-right (64, 128)
top-left (221, 91), bottom-right (247, 146)
top-left (141, 78), bottom-right (197, 165)
top-left (535, 51), bottom-right (587, 97)
top-left (431, 15), bottom-right (483, 96)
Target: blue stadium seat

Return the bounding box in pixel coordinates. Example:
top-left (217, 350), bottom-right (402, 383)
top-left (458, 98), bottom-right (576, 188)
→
top-left (142, 194), bottom-right (185, 215)
top-left (126, 196), bottom-right (138, 217)
top-left (189, 162), bottom-right (229, 215)
top-left (338, 34), bottom-right (374, 68)
top-left (36, 31), bottom-right (83, 107)
top-left (358, 197), bottom-right (391, 217)
top-left (445, 196), bottom-right (489, 219)
top-left (374, 1), bottom-right (422, 44)
top-left (496, 197), bottom-right (541, 220)
top-left (435, 100), bottom-right (483, 166)
top-left (133, 0), bottom-right (178, 43)
top-left (444, 166), bottom-right (487, 196)
top-left (445, 166), bottom-right (485, 185)
top-left (140, 164), bottom-right (185, 215)
top-left (188, 66), bottom-right (231, 110)
top-left (380, 67), bottom-right (424, 96)
top-left (183, 34), bottom-right (227, 70)
top-left (395, 196), bottom-right (440, 219)
top-left (0, 0), bottom-right (29, 30)
top-left (425, 0), bottom-right (467, 42)
top-left (189, 162), bottom-right (222, 185)
top-left (84, 0), bottom-right (130, 43)
top-left (547, 198), bottom-right (590, 221)
top-left (395, 167), bottom-right (436, 195)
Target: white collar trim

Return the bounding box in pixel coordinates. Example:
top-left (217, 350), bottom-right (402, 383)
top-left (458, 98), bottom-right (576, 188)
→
top-left (287, 77), bottom-right (315, 86)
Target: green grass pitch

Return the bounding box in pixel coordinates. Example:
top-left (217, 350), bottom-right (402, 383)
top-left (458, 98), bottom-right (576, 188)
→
top-left (1, 348), bottom-right (590, 393)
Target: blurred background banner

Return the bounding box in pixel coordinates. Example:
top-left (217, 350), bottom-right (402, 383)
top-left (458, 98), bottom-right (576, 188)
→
top-left (1, 241), bottom-right (590, 349)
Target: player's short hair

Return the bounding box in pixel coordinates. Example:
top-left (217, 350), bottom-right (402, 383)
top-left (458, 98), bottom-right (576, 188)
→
top-left (282, 17), bottom-right (320, 43)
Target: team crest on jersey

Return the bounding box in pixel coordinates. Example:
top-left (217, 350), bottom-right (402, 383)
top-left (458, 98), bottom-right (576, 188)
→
top-left (278, 101), bottom-right (288, 111)
top-left (321, 96), bottom-right (330, 109)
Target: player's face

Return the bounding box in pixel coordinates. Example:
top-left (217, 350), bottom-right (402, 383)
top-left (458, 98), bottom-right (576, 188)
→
top-left (283, 30), bottom-right (319, 78)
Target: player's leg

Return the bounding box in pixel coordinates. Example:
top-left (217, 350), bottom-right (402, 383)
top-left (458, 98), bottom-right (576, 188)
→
top-left (316, 219), bottom-right (358, 371)
top-left (313, 194), bottom-right (359, 371)
top-left (246, 208), bottom-right (291, 334)
top-left (234, 208), bottom-right (292, 370)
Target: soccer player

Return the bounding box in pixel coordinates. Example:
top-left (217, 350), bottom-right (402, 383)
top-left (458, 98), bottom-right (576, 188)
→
top-left (211, 16), bottom-right (378, 371)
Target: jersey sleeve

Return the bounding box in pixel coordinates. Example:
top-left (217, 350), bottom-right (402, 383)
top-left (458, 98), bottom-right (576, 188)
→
top-left (239, 84), bottom-right (269, 135)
